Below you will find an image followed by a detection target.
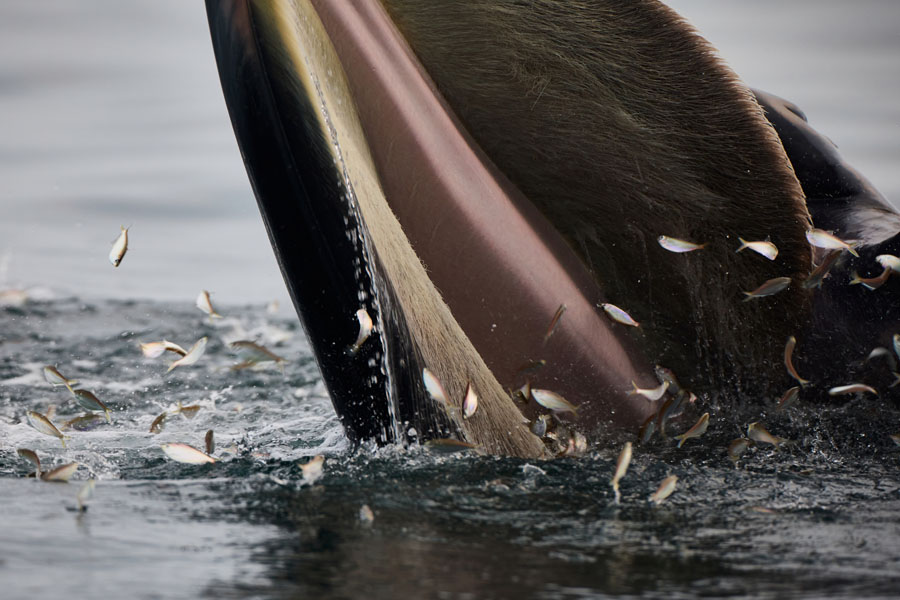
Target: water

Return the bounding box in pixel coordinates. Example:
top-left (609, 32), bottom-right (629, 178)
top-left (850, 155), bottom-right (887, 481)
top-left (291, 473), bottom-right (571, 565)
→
top-left (2, 1), bottom-right (900, 599)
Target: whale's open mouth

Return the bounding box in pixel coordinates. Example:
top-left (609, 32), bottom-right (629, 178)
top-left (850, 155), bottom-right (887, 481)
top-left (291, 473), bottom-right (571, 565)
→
top-left (206, 1), bottom-right (826, 456)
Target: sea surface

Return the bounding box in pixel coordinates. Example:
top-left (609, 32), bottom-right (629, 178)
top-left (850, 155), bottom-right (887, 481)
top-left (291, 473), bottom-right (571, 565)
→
top-left (1, 2), bottom-right (900, 599)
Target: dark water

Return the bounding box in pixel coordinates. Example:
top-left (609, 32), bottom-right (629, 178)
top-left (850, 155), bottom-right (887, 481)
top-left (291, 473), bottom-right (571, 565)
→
top-left (2, 298), bottom-right (900, 599)
top-left (2, 1), bottom-right (900, 598)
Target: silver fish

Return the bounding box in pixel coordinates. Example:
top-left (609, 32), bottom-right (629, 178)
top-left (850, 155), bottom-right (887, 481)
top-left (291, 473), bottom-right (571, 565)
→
top-left (43, 365), bottom-right (77, 390)
top-left (41, 462), bottom-right (79, 482)
top-left (876, 254), bottom-right (900, 271)
top-left (531, 389), bottom-right (578, 415)
top-left (675, 412), bottom-right (709, 448)
top-left (610, 441), bottom-right (632, 504)
top-left (747, 422), bottom-right (788, 448)
top-left (654, 366), bottom-right (683, 395)
top-left (802, 249), bottom-right (841, 289)
top-left (349, 308), bottom-right (374, 354)
top-left (16, 448), bottom-right (41, 477)
top-left (422, 368), bottom-right (449, 406)
top-left (784, 336), bottom-right (810, 386)
top-left (196, 290), bottom-right (222, 319)
top-left (462, 383), bottom-right (478, 419)
top-left (174, 401), bottom-right (201, 419)
top-left (26, 410), bottom-right (67, 447)
top-left (149, 411), bottom-right (167, 434)
top-left (728, 437), bottom-right (754, 464)
top-left (601, 303), bottom-right (639, 327)
top-left (109, 226), bottom-right (129, 267)
top-left (638, 413), bottom-right (657, 444)
top-left (205, 429), bottom-right (215, 455)
top-left (76, 479), bottom-right (95, 512)
top-left (806, 228), bottom-right (859, 257)
top-left (827, 383), bottom-right (878, 396)
top-left (424, 438), bottom-right (478, 454)
top-left (743, 276), bottom-right (791, 301)
top-left (544, 304), bottom-right (567, 343)
top-left (140, 340), bottom-right (187, 358)
top-left (516, 359), bottom-right (547, 377)
top-left (300, 455), bottom-right (325, 484)
top-left (230, 340), bottom-right (286, 368)
top-left (649, 475), bottom-right (678, 504)
top-left (160, 443), bottom-right (216, 464)
top-left (62, 414), bottom-right (107, 432)
top-left (736, 238), bottom-right (778, 260)
top-left (166, 336), bottom-right (208, 373)
top-left (864, 347), bottom-right (897, 372)
top-left (629, 380), bottom-right (669, 401)
top-left (849, 267), bottom-right (892, 290)
top-left (777, 386), bottom-right (800, 411)
top-left (359, 504), bottom-right (375, 525)
top-left (658, 236), bottom-right (706, 253)
top-left (71, 389), bottom-right (111, 423)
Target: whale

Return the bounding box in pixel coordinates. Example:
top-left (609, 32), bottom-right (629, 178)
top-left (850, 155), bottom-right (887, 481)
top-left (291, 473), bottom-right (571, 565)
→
top-left (205, 0), bottom-right (899, 457)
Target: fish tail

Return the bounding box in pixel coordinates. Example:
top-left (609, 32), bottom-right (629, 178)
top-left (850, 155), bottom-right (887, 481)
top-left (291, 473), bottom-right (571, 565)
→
top-left (849, 272), bottom-right (862, 285)
top-left (676, 437), bottom-right (686, 448)
top-left (104, 409), bottom-right (111, 424)
top-left (736, 237), bottom-right (748, 252)
top-left (65, 383), bottom-right (75, 396)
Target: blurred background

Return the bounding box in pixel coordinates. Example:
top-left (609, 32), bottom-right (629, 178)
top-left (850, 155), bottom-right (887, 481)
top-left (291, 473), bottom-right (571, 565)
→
top-left (0, 0), bottom-right (897, 305)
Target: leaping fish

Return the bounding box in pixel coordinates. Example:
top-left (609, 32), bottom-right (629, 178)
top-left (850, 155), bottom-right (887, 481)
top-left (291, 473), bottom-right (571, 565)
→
top-left (531, 389), bottom-right (579, 415)
top-left (26, 410), bottom-right (67, 447)
top-left (462, 383), bottom-right (478, 419)
top-left (828, 383), bottom-right (878, 397)
top-left (601, 303), bottom-right (639, 327)
top-left (784, 336), bottom-right (810, 386)
top-left (736, 238), bottom-right (778, 260)
top-left (658, 236), bottom-right (706, 253)
top-left (802, 249), bottom-right (842, 289)
top-left (806, 228), bottom-right (859, 257)
top-left (629, 380), bottom-right (669, 401)
top-left (166, 337), bottom-right (208, 373)
top-left (140, 340), bottom-right (188, 358)
top-left (43, 366), bottom-right (77, 391)
top-left (349, 308), bottom-right (374, 355)
top-left (109, 226), bottom-right (129, 267)
top-left (649, 475), bottom-right (678, 505)
top-left (743, 277), bottom-right (791, 301)
top-left (160, 443), bottom-right (216, 464)
top-left (195, 290), bottom-right (222, 319)
top-left (849, 267), bottom-right (892, 290)
top-left (610, 442), bottom-right (632, 504)
top-left (674, 413), bottom-right (710, 448)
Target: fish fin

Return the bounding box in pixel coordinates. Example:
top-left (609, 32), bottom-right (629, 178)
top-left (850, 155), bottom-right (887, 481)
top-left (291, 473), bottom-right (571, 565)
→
top-left (736, 237), bottom-right (748, 252)
top-left (849, 272), bottom-right (862, 285)
top-left (676, 436), bottom-right (686, 448)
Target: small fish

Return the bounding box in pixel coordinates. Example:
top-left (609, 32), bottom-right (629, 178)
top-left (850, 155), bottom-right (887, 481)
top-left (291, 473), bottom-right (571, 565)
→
top-left (43, 365), bottom-right (77, 390)
top-left (876, 254), bottom-right (900, 271)
top-left (675, 412), bottom-right (710, 448)
top-left (516, 359), bottom-right (546, 377)
top-left (300, 455), bottom-right (324, 484)
top-left (109, 226), bottom-right (129, 267)
top-left (728, 437), bottom-right (754, 464)
top-left (424, 438), bottom-right (478, 454)
top-left (601, 303), bottom-right (639, 327)
top-left (784, 336), bottom-right (810, 386)
top-left (802, 249), bottom-right (842, 289)
top-left (654, 366), bottom-right (683, 395)
top-left (610, 441), bottom-right (632, 504)
top-left (71, 389), bottom-right (111, 423)
top-left (359, 504), bottom-right (375, 525)
top-left (166, 336), bottom-right (208, 373)
top-left (196, 290), bottom-right (222, 319)
top-left (76, 479), bottom-right (95, 512)
top-left (205, 429), bottom-right (215, 455)
top-left (864, 347), bottom-right (897, 372)
top-left (160, 443), bottom-right (216, 464)
top-left (462, 383), bottom-right (478, 419)
top-left (543, 304), bottom-right (567, 343)
top-left (629, 380), bottom-right (669, 401)
top-left (638, 413), bottom-right (657, 444)
top-left (736, 238), bottom-right (778, 260)
top-left (149, 411), bottom-right (167, 434)
top-left (230, 340), bottom-right (286, 369)
top-left (658, 236), bottom-right (706, 253)
top-left (531, 389), bottom-right (578, 415)
top-left (26, 410), bottom-right (67, 447)
top-left (422, 368), bottom-right (449, 406)
top-left (747, 422), bottom-right (788, 448)
top-left (649, 475), bottom-right (678, 505)
top-left (806, 228), bottom-right (859, 257)
top-left (41, 462), bottom-right (79, 482)
top-left (777, 386), bottom-right (801, 411)
top-left (349, 308), bottom-right (374, 354)
top-left (62, 414), bottom-right (107, 432)
top-left (827, 383), bottom-right (878, 396)
top-left (655, 393), bottom-right (686, 439)
top-left (849, 267), bottom-right (892, 290)
top-left (174, 401), bottom-right (201, 419)
top-left (743, 276), bottom-right (791, 301)
top-left (140, 340), bottom-right (187, 358)
top-left (530, 414), bottom-right (551, 437)
top-left (16, 448), bottom-right (41, 477)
